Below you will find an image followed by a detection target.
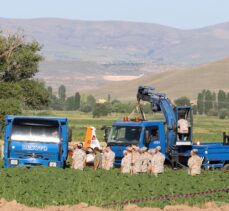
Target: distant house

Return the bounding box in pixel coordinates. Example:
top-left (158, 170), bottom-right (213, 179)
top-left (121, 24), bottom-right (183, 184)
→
top-left (97, 99), bottom-right (107, 104)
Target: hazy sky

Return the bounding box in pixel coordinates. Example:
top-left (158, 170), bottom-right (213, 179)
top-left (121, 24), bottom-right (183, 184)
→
top-left (1, 0), bottom-right (229, 29)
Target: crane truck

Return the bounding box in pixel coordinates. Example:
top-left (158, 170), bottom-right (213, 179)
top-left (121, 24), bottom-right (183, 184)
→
top-left (107, 86), bottom-right (229, 170)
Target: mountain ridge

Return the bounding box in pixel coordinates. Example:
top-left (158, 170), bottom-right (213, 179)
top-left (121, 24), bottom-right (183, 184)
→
top-left (1, 18), bottom-right (229, 95)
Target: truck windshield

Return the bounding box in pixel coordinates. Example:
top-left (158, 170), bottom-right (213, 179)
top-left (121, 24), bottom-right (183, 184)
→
top-left (11, 123), bottom-right (60, 143)
top-left (108, 126), bottom-right (141, 145)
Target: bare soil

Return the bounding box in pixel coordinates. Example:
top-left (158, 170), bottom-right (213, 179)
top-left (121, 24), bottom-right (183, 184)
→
top-left (0, 200), bottom-right (228, 211)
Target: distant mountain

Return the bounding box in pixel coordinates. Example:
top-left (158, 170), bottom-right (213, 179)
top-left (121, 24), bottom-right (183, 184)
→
top-left (88, 57), bottom-right (229, 100)
top-left (1, 18), bottom-right (229, 65)
top-left (1, 18), bottom-right (229, 94)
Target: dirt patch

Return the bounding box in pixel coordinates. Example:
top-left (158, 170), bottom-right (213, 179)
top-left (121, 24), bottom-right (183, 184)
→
top-left (0, 200), bottom-right (228, 211)
top-left (103, 75), bottom-right (143, 81)
top-left (124, 203), bottom-right (229, 211)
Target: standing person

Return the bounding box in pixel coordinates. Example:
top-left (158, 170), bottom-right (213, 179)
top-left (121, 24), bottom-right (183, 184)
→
top-left (85, 148), bottom-right (95, 166)
top-left (94, 147), bottom-right (102, 170)
top-left (148, 149), bottom-right (156, 175)
top-left (103, 146), bottom-right (115, 170)
top-left (155, 146), bottom-right (165, 174)
top-left (188, 149), bottom-right (202, 176)
top-left (121, 149), bottom-right (131, 173)
top-left (151, 146), bottom-right (165, 177)
top-left (72, 143), bottom-right (86, 170)
top-left (139, 147), bottom-right (149, 173)
top-left (132, 145), bottom-right (141, 174)
top-left (177, 115), bottom-right (189, 141)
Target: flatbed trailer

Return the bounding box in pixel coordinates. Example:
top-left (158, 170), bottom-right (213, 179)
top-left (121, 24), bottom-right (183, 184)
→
top-left (194, 141), bottom-right (229, 169)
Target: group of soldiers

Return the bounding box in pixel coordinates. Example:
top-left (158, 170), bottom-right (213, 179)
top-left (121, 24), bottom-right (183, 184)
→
top-left (71, 143), bottom-right (202, 176)
top-left (121, 145), bottom-right (165, 176)
top-left (71, 143), bottom-right (115, 171)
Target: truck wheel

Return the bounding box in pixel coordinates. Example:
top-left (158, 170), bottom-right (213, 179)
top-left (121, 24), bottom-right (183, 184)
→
top-left (223, 164), bottom-right (229, 171)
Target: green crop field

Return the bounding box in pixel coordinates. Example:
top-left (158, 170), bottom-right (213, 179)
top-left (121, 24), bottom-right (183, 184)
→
top-left (0, 160), bottom-right (228, 209)
top-left (0, 111), bottom-right (229, 209)
top-left (24, 110), bottom-right (229, 143)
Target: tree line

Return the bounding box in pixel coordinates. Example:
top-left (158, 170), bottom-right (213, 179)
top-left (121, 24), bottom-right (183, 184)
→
top-left (197, 89), bottom-right (229, 119)
top-left (47, 84), bottom-right (138, 117)
top-left (174, 89), bottom-right (229, 119)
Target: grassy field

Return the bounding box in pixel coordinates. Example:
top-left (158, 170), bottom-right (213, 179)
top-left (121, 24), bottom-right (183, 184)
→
top-left (0, 111), bottom-right (229, 209)
top-left (24, 110), bottom-right (229, 143)
top-left (0, 160), bottom-right (228, 208)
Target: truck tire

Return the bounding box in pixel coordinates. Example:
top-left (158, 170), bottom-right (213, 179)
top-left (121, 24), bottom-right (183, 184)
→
top-left (223, 164), bottom-right (229, 171)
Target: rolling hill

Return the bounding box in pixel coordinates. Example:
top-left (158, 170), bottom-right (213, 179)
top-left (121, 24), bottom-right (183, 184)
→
top-left (88, 57), bottom-right (229, 101)
top-left (1, 18), bottom-right (229, 94)
top-left (1, 18), bottom-right (229, 65)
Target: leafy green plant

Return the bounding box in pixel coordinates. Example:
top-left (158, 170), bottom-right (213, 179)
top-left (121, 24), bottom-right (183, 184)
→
top-left (0, 160), bottom-right (228, 208)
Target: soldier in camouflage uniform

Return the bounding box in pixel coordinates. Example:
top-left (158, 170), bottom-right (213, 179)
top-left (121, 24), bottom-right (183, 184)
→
top-left (148, 149), bottom-right (157, 175)
top-left (131, 145), bottom-right (141, 174)
top-left (121, 147), bottom-right (132, 173)
top-left (156, 146), bottom-right (165, 173)
top-left (188, 149), bottom-right (202, 176)
top-left (72, 143), bottom-right (86, 170)
top-left (151, 146), bottom-right (165, 176)
top-left (102, 146), bottom-right (115, 170)
top-left (139, 147), bottom-right (149, 173)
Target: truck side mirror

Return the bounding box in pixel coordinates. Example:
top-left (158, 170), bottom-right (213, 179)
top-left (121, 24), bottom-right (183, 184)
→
top-left (144, 130), bottom-right (150, 145)
top-left (101, 126), bottom-right (111, 142)
top-left (223, 132), bottom-right (229, 145)
top-left (68, 127), bottom-right (72, 142)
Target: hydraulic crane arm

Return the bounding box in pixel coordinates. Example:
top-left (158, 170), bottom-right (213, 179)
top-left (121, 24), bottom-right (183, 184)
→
top-left (137, 86), bottom-right (177, 146)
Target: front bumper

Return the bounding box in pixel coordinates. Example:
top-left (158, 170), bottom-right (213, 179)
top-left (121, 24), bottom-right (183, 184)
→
top-left (4, 158), bottom-right (64, 168)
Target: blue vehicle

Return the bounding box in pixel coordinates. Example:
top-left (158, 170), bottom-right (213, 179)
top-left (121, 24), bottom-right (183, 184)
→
top-left (3, 116), bottom-right (70, 168)
top-left (107, 86), bottom-right (229, 170)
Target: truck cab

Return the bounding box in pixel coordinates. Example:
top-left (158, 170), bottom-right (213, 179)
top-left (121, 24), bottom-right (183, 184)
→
top-left (107, 120), bottom-right (166, 166)
top-left (4, 116), bottom-right (69, 168)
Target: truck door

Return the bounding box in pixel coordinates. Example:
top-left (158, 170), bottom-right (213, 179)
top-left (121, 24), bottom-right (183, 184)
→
top-left (144, 126), bottom-right (161, 149)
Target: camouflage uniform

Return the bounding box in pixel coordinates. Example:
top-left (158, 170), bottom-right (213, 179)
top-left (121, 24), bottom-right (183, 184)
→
top-left (103, 150), bottom-right (115, 170)
top-left (178, 119), bottom-right (189, 134)
top-left (140, 150), bottom-right (150, 173)
top-left (154, 151), bottom-right (165, 174)
top-left (147, 150), bottom-right (153, 171)
top-left (121, 152), bottom-right (131, 173)
top-left (72, 149), bottom-right (86, 170)
top-left (132, 149), bottom-right (141, 174)
top-left (188, 154), bottom-right (202, 176)
top-left (149, 149), bottom-right (164, 176)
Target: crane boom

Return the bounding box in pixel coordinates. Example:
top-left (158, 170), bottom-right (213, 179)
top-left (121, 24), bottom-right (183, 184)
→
top-left (137, 86), bottom-right (177, 146)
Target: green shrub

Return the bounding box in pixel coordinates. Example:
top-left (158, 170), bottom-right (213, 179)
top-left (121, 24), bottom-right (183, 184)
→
top-left (207, 109), bottom-right (218, 116)
top-left (174, 96), bottom-right (191, 106)
top-left (92, 103), bottom-right (109, 118)
top-left (218, 109), bottom-right (227, 119)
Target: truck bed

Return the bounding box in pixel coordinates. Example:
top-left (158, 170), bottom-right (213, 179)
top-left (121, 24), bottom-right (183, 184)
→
top-left (193, 142), bottom-right (229, 168)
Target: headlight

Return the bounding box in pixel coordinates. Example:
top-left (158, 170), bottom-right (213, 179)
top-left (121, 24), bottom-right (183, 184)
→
top-left (49, 162), bottom-right (57, 167)
top-left (10, 159), bottom-right (18, 165)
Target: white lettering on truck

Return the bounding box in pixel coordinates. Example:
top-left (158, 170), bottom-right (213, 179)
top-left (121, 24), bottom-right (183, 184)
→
top-left (22, 145), bottom-right (48, 152)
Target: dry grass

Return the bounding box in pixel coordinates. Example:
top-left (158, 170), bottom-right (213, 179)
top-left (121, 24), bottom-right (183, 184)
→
top-left (88, 57), bottom-right (229, 101)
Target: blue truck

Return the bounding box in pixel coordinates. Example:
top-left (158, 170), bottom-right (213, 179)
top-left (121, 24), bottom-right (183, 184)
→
top-left (3, 115), bottom-right (70, 168)
top-left (107, 86), bottom-right (229, 170)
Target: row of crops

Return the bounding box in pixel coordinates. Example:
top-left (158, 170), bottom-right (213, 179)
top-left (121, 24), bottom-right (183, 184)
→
top-left (0, 160), bottom-right (228, 208)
